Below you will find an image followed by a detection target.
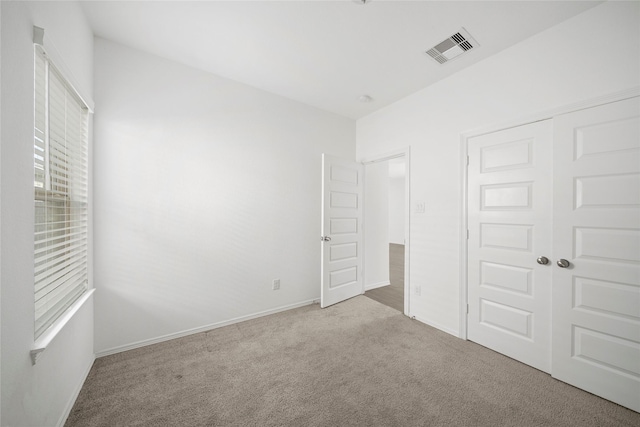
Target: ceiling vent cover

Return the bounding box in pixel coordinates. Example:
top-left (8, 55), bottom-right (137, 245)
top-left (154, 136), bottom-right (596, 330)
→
top-left (426, 28), bottom-right (478, 64)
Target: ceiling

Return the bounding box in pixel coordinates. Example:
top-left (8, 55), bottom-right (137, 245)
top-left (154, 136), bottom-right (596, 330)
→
top-left (81, 0), bottom-right (603, 119)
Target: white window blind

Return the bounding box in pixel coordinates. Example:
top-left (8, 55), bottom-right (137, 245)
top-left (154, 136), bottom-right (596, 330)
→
top-left (34, 45), bottom-right (89, 339)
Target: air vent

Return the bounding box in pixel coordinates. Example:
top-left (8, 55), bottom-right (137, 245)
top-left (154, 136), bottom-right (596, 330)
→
top-left (426, 28), bottom-right (478, 65)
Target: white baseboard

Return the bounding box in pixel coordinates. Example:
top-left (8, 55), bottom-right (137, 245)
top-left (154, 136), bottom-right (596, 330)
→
top-left (411, 314), bottom-right (459, 338)
top-left (96, 299), bottom-right (317, 358)
top-left (57, 354), bottom-right (95, 427)
top-left (364, 280), bottom-right (390, 291)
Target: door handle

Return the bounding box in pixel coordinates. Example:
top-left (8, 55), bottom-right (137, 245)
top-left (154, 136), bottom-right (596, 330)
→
top-left (321, 236), bottom-right (331, 242)
top-left (556, 259), bottom-right (570, 268)
top-left (536, 256), bottom-right (549, 265)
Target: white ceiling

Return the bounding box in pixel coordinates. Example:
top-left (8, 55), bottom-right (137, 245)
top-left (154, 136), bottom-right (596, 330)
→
top-left (81, 0), bottom-right (603, 119)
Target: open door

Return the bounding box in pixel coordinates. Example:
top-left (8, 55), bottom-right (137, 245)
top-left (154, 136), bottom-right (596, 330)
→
top-left (321, 154), bottom-right (364, 308)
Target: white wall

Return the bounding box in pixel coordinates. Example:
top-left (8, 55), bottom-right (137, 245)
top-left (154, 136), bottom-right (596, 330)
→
top-left (1, 2), bottom-right (95, 426)
top-left (388, 176), bottom-right (405, 245)
top-left (0, 2), bottom-right (3, 422)
top-left (356, 1), bottom-right (640, 335)
top-left (93, 39), bottom-right (355, 354)
top-left (364, 162), bottom-right (389, 290)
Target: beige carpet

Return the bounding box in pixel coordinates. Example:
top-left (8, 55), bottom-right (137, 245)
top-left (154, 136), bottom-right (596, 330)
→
top-left (66, 296), bottom-right (639, 426)
top-left (365, 243), bottom-right (404, 312)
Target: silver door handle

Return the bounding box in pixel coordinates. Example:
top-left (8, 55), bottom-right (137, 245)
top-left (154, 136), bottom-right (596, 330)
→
top-left (536, 256), bottom-right (549, 265)
top-left (321, 236), bottom-right (331, 242)
top-left (557, 259), bottom-right (570, 268)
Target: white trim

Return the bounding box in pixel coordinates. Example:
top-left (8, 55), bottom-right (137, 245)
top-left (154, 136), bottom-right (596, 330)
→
top-left (459, 87), bottom-right (640, 342)
top-left (361, 148), bottom-right (407, 165)
top-left (31, 289), bottom-right (95, 365)
top-left (361, 162), bottom-right (368, 296)
top-left (0, 3), bottom-right (2, 423)
top-left (403, 147), bottom-right (411, 317)
top-left (412, 314), bottom-right (458, 337)
top-left (359, 147), bottom-right (411, 316)
top-left (458, 135), bottom-right (469, 340)
top-left (364, 280), bottom-right (391, 291)
top-left (96, 298), bottom-right (317, 357)
top-left (57, 353), bottom-right (95, 427)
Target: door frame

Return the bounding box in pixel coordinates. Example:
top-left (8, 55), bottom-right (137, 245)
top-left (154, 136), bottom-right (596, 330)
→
top-left (459, 86), bottom-right (640, 340)
top-left (361, 147), bottom-right (411, 316)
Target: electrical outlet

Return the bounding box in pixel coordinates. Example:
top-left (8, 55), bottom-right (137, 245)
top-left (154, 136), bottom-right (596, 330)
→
top-left (414, 286), bottom-right (421, 296)
top-left (272, 279), bottom-right (280, 290)
top-left (415, 201), bottom-right (426, 214)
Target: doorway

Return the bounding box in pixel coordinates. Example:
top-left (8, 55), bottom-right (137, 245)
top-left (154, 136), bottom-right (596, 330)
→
top-left (362, 151), bottom-right (410, 315)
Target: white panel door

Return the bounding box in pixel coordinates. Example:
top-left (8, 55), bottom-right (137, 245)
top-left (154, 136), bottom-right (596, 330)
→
top-left (321, 154), bottom-right (364, 308)
top-left (552, 97), bottom-right (640, 412)
top-left (468, 120), bottom-right (553, 373)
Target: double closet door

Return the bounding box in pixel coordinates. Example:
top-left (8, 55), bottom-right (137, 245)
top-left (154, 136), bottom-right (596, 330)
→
top-left (467, 97), bottom-right (640, 412)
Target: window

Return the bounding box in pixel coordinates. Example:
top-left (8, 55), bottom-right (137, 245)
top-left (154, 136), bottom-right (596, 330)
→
top-left (33, 45), bottom-right (89, 339)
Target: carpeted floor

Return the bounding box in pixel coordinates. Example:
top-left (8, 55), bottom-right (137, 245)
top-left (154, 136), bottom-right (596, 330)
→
top-left (66, 296), bottom-right (640, 426)
top-left (365, 243), bottom-right (404, 312)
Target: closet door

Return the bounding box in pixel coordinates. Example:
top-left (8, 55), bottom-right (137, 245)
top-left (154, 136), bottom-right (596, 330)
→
top-left (552, 97), bottom-right (640, 412)
top-left (467, 120), bottom-right (553, 373)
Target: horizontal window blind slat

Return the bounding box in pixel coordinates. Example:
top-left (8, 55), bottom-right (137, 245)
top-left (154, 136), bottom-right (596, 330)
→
top-left (34, 247), bottom-right (87, 273)
top-left (48, 155), bottom-right (88, 171)
top-left (34, 233), bottom-right (87, 249)
top-left (34, 212), bottom-right (87, 222)
top-left (34, 251), bottom-right (87, 281)
top-left (48, 146), bottom-right (87, 163)
top-left (34, 250), bottom-right (87, 281)
top-left (35, 267), bottom-right (87, 305)
top-left (35, 256), bottom-right (87, 295)
top-left (34, 223), bottom-right (87, 239)
top-left (34, 241), bottom-right (86, 265)
top-left (36, 273), bottom-right (87, 310)
top-left (35, 264), bottom-right (87, 300)
top-left (35, 210), bottom-right (87, 221)
top-left (34, 215), bottom-right (88, 226)
top-left (34, 212), bottom-right (88, 222)
top-left (34, 235), bottom-right (87, 260)
top-left (34, 229), bottom-right (87, 241)
top-left (34, 241), bottom-right (87, 260)
top-left (46, 168), bottom-right (88, 183)
top-left (34, 226), bottom-right (87, 238)
top-left (34, 236), bottom-right (87, 253)
top-left (34, 247), bottom-right (87, 275)
top-left (36, 275), bottom-right (87, 313)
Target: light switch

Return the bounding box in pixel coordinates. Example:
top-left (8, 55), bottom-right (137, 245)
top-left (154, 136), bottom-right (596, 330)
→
top-left (415, 201), bottom-right (426, 214)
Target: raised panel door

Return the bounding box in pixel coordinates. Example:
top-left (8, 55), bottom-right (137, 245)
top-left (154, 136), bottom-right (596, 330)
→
top-left (321, 154), bottom-right (364, 308)
top-left (468, 120), bottom-right (553, 373)
top-left (552, 96), bottom-right (640, 412)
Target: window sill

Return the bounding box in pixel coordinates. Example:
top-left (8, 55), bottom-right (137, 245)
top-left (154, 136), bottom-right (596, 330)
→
top-left (30, 288), bottom-right (95, 365)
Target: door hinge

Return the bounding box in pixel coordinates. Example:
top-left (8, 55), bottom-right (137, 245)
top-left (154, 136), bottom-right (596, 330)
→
top-left (466, 304), bottom-right (469, 314)
top-left (466, 155), bottom-right (470, 166)
top-left (466, 229), bottom-right (469, 240)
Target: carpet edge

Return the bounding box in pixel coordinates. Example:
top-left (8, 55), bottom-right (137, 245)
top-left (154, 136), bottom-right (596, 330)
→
top-left (95, 298), bottom-right (318, 358)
